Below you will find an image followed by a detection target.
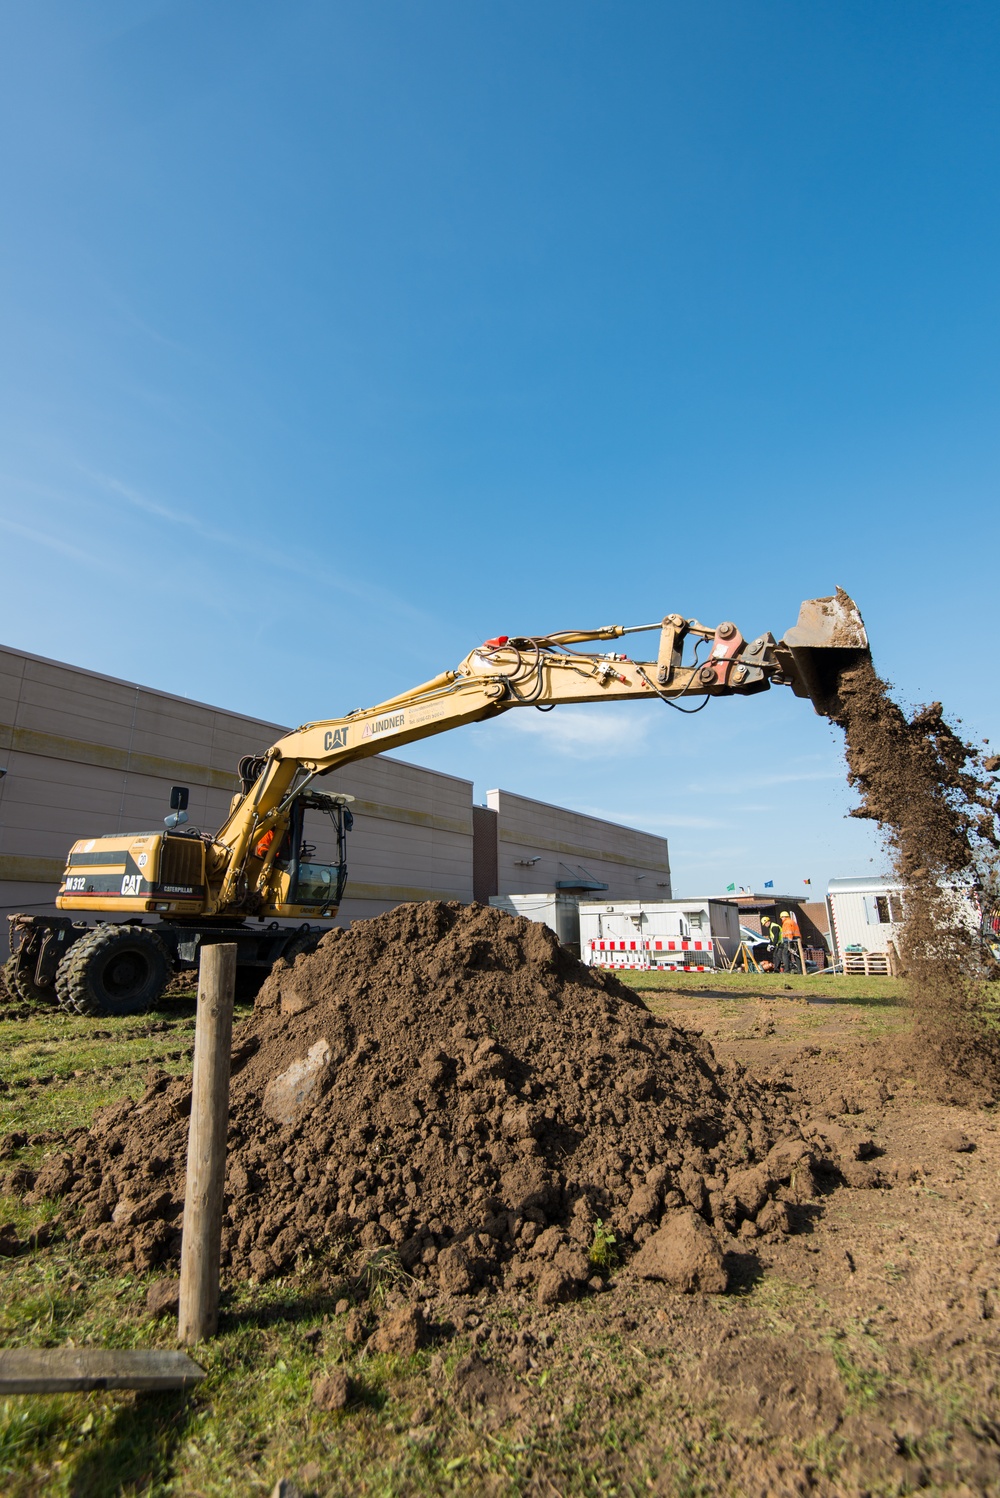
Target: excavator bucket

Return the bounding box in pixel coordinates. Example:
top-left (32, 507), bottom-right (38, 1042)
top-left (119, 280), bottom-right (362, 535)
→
top-left (777, 589), bottom-right (870, 716)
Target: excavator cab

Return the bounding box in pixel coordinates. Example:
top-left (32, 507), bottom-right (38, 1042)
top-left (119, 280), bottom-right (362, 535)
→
top-left (259, 789), bottom-right (354, 918)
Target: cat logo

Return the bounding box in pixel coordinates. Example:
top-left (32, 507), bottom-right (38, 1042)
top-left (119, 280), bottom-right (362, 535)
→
top-left (323, 727), bottom-right (348, 751)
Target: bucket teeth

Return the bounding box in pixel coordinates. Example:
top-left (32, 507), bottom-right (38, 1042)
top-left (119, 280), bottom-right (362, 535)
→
top-left (776, 588), bottom-right (870, 716)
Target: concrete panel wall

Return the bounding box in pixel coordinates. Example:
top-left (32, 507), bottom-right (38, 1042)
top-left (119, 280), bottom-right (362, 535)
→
top-left (485, 789), bottom-right (671, 902)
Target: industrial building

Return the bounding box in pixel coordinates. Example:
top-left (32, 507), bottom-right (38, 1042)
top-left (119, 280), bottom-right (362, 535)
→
top-left (0, 644), bottom-right (671, 958)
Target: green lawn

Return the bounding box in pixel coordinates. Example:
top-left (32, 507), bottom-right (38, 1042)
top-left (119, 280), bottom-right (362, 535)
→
top-left (0, 993), bottom-right (252, 1147)
top-left (618, 968), bottom-right (907, 1003)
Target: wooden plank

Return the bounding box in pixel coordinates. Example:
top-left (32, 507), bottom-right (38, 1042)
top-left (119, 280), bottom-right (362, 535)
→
top-left (0, 1348), bottom-right (205, 1393)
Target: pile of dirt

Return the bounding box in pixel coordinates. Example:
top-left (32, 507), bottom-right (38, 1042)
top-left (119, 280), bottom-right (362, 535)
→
top-left (29, 903), bottom-right (856, 1294)
top-left (832, 657), bottom-right (1000, 1094)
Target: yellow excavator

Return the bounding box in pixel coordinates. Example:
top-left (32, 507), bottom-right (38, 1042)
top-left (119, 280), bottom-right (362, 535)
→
top-left (5, 591), bottom-right (868, 1016)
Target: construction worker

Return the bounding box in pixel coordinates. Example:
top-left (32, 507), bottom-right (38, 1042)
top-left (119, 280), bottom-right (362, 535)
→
top-left (777, 909), bottom-right (801, 973)
top-left (756, 914), bottom-right (779, 972)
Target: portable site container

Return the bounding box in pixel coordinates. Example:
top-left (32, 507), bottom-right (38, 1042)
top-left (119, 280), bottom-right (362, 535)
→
top-left (827, 876), bottom-right (979, 973)
top-left (489, 893), bottom-right (581, 952)
top-left (826, 877), bottom-right (904, 973)
top-left (578, 899), bottom-right (740, 971)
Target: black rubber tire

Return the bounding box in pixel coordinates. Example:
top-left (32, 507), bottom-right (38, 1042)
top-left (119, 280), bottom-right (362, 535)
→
top-left (230, 934), bottom-right (321, 1002)
top-left (233, 966), bottom-right (268, 1002)
top-left (281, 931), bottom-right (323, 965)
top-left (3, 953), bottom-right (59, 1008)
top-left (55, 925), bottom-right (171, 1017)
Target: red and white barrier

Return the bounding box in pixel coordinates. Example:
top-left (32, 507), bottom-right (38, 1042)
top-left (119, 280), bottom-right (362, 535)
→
top-left (587, 938), bottom-right (713, 972)
top-left (590, 938), bottom-right (713, 953)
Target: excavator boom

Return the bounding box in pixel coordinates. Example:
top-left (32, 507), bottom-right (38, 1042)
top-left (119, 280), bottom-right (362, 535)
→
top-left (204, 590), bottom-right (868, 919)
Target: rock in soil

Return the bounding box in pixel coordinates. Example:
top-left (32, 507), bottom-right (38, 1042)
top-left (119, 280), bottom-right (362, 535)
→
top-left (47, 902), bottom-right (843, 1295)
top-left (263, 1039), bottom-right (333, 1127)
top-left (371, 1303), bottom-right (427, 1355)
top-left (269, 1481), bottom-right (304, 1498)
top-left (0, 1223), bottom-right (22, 1257)
top-left (145, 1277), bottom-right (180, 1318)
top-left (631, 1207), bottom-right (728, 1292)
top-left (311, 1370), bottom-right (351, 1411)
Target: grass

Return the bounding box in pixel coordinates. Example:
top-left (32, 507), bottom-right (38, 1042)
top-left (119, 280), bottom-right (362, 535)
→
top-left (615, 967), bottom-right (910, 1051)
top-left (0, 1205), bottom-right (816, 1496)
top-left (0, 995), bottom-right (253, 1147)
top-left (0, 1244), bottom-right (483, 1497)
top-left (618, 968), bottom-right (908, 1004)
top-left (826, 1335), bottom-right (889, 1410)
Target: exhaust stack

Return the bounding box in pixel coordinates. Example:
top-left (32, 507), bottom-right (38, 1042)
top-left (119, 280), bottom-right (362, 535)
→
top-left (777, 588), bottom-right (870, 716)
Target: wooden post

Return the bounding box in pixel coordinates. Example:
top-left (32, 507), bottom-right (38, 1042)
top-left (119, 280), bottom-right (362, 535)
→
top-left (796, 938), bottom-right (808, 976)
top-left (178, 943), bottom-right (236, 1346)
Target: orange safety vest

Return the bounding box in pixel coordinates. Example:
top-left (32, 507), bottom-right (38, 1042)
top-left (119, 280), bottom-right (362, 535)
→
top-left (780, 915), bottom-right (800, 941)
top-left (255, 829), bottom-right (275, 859)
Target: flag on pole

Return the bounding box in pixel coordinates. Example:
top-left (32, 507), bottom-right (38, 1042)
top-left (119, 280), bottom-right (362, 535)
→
top-left (726, 882), bottom-right (736, 892)
top-left (764, 879), bottom-right (774, 888)
top-left (803, 877), bottom-right (811, 885)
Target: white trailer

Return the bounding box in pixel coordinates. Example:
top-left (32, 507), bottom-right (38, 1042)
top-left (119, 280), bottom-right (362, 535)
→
top-left (578, 899), bottom-right (740, 971)
top-left (826, 877), bottom-right (904, 964)
top-left (489, 893), bottom-right (581, 951)
top-left (827, 875), bottom-right (979, 974)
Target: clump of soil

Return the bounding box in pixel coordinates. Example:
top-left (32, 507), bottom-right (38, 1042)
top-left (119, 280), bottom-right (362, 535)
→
top-left (832, 657), bottom-right (1000, 1093)
top-left (40, 903), bottom-right (846, 1289)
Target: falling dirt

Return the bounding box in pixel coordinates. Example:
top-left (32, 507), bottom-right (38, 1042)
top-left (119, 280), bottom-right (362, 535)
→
top-left (831, 656), bottom-right (1000, 1095)
top-left (28, 903), bottom-right (867, 1291)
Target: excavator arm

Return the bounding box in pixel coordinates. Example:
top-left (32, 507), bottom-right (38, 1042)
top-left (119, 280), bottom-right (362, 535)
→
top-left (206, 590), bottom-right (868, 917)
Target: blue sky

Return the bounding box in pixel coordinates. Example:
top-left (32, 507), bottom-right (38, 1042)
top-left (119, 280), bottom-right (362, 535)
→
top-left (1, 1), bottom-right (997, 897)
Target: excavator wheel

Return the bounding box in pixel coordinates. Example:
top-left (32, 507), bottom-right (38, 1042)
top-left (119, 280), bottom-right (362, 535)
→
top-left (234, 930), bottom-right (323, 1002)
top-left (2, 952), bottom-right (60, 1009)
top-left (55, 925), bottom-right (171, 1018)
top-left (281, 931), bottom-right (324, 966)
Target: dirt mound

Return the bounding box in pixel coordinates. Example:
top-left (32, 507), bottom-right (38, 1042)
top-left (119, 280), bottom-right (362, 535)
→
top-left (832, 658), bottom-right (1000, 1093)
top-left (39, 903), bottom-right (845, 1292)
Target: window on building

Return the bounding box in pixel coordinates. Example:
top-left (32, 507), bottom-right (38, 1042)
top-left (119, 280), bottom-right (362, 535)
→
top-left (873, 895), bottom-right (902, 924)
